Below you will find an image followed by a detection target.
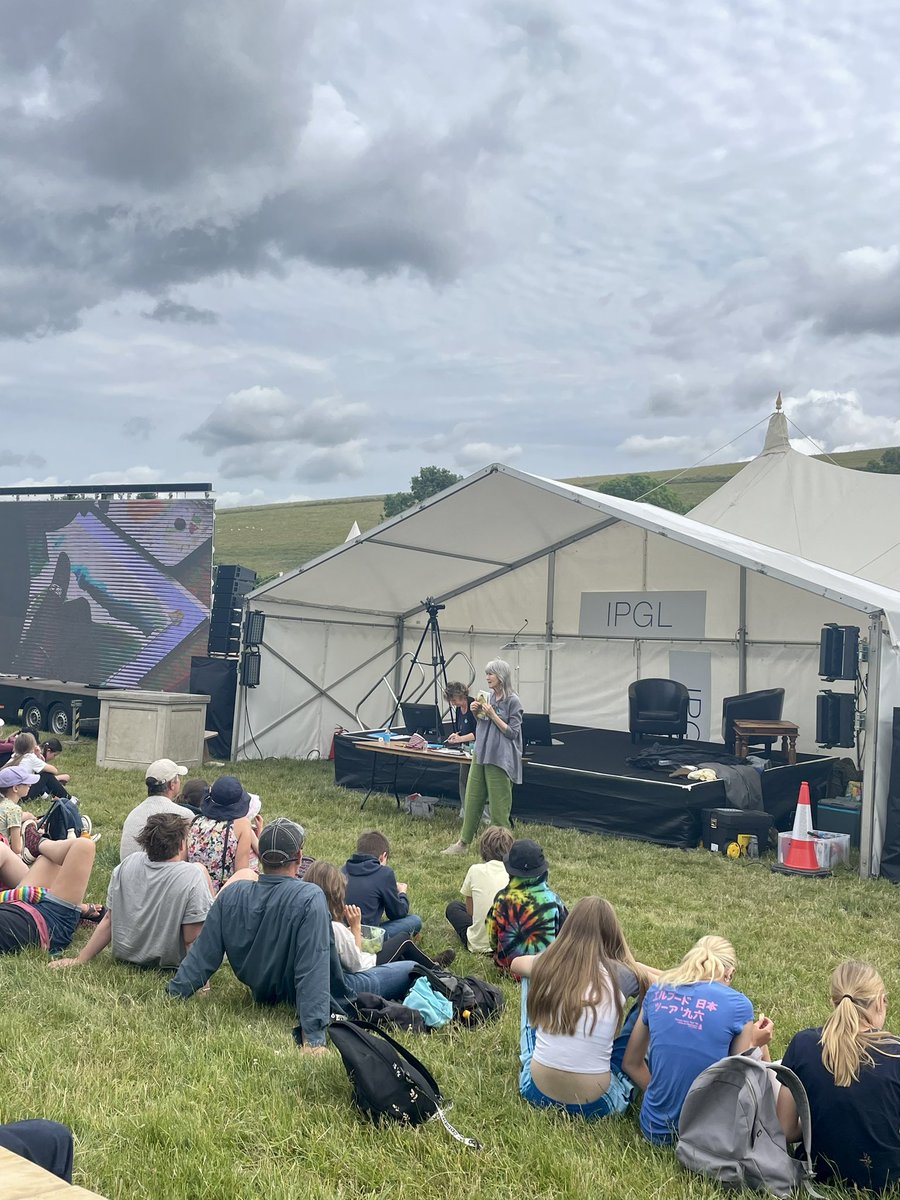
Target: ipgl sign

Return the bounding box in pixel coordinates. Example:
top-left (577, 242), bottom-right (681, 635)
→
top-left (579, 591), bottom-right (707, 640)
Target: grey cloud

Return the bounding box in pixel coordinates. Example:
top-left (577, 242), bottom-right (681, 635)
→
top-left (788, 247), bottom-right (900, 338)
top-left (122, 416), bottom-right (153, 440)
top-left (296, 441), bottom-right (367, 483)
top-left (1, 451), bottom-right (47, 469)
top-left (188, 388), bottom-right (368, 454)
top-left (143, 298), bottom-right (219, 326)
top-left (0, 0), bottom-right (512, 339)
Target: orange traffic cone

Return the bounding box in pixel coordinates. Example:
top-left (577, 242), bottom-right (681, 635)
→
top-left (771, 781), bottom-right (832, 877)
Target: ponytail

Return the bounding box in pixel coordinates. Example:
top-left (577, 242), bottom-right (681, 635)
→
top-left (820, 961), bottom-right (898, 1087)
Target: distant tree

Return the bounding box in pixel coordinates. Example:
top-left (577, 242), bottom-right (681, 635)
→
top-left (594, 473), bottom-right (687, 514)
top-left (863, 448), bottom-right (900, 474)
top-left (382, 466), bottom-right (463, 519)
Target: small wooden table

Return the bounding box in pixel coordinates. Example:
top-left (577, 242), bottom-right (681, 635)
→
top-left (733, 719), bottom-right (799, 764)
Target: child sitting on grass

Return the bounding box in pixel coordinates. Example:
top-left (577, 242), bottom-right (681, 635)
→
top-left (445, 825), bottom-right (513, 953)
top-left (486, 837), bottom-right (567, 971)
top-left (342, 830), bottom-right (422, 941)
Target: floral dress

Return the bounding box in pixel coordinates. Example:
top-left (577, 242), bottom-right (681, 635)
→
top-left (186, 817), bottom-right (243, 894)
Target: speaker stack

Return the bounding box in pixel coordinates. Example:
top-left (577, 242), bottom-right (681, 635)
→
top-left (208, 565), bottom-right (257, 658)
top-left (816, 624), bottom-right (859, 749)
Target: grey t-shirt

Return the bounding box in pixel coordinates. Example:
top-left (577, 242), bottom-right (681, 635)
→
top-left (119, 797), bottom-right (194, 860)
top-left (107, 853), bottom-right (212, 969)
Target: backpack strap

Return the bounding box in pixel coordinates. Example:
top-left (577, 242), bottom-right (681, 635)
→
top-left (764, 1062), bottom-right (826, 1200)
top-left (218, 820), bottom-right (233, 886)
top-left (329, 1018), bottom-right (482, 1150)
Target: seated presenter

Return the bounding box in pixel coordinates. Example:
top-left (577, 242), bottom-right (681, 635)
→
top-left (444, 681), bottom-right (477, 809)
top-left (442, 658), bottom-right (522, 855)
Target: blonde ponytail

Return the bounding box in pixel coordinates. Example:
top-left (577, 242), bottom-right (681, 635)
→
top-left (820, 961), bottom-right (898, 1087)
top-left (657, 935), bottom-right (736, 987)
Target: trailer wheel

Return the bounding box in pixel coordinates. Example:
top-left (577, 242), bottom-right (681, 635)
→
top-left (21, 701), bottom-right (44, 733)
top-left (48, 704), bottom-right (71, 736)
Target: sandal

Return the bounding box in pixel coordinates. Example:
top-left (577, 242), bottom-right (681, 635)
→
top-left (79, 904), bottom-right (106, 924)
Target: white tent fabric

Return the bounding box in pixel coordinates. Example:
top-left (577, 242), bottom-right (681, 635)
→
top-left (690, 411), bottom-right (900, 588)
top-left (235, 464), bottom-right (900, 878)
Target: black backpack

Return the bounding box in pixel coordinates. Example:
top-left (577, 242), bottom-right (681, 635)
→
top-left (350, 991), bottom-right (428, 1035)
top-left (38, 796), bottom-right (84, 840)
top-left (328, 1017), bottom-right (481, 1147)
top-left (410, 965), bottom-right (504, 1027)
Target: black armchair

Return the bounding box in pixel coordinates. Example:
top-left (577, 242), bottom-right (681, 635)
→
top-left (721, 688), bottom-right (785, 753)
top-left (628, 678), bottom-right (690, 743)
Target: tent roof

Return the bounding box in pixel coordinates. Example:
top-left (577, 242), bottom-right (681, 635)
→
top-left (252, 464), bottom-right (900, 636)
top-left (689, 411), bottom-right (900, 588)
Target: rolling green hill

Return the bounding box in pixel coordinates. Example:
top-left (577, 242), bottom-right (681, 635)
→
top-left (215, 445), bottom-right (899, 581)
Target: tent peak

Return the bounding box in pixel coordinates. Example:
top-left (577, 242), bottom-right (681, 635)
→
top-left (761, 400), bottom-right (791, 456)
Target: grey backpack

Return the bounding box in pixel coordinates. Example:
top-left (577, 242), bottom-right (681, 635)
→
top-left (676, 1054), bottom-right (822, 1197)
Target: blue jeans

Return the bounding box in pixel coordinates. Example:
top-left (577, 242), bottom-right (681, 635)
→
top-left (34, 894), bottom-right (81, 954)
top-left (345, 960), bottom-right (418, 1001)
top-left (380, 914), bottom-right (422, 941)
top-left (518, 979), bottom-right (636, 1120)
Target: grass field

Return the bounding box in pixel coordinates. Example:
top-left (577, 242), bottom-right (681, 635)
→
top-left (214, 447), bottom-right (899, 582)
top-left (7, 740), bottom-right (900, 1199)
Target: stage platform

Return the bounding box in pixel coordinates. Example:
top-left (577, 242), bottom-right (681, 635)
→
top-left (333, 724), bottom-right (836, 850)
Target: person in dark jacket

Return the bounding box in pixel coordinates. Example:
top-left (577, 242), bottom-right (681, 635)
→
top-left (342, 830), bottom-right (422, 941)
top-left (166, 818), bottom-right (350, 1051)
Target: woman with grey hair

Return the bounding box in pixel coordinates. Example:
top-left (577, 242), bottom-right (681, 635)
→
top-left (442, 658), bottom-right (522, 854)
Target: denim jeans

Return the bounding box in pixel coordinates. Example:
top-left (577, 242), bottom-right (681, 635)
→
top-left (344, 959), bottom-right (418, 1001)
top-left (379, 914), bottom-right (422, 941)
top-left (518, 978), bottom-right (636, 1119)
top-left (34, 894), bottom-right (81, 954)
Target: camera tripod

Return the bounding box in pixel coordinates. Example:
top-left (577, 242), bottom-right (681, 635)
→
top-left (388, 597), bottom-right (450, 731)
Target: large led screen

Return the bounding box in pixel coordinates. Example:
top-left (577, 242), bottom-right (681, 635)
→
top-left (0, 498), bottom-right (214, 691)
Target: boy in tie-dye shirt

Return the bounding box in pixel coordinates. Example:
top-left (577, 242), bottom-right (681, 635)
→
top-left (486, 838), bottom-right (566, 971)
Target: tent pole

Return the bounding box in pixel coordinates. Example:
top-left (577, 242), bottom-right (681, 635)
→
top-left (393, 615), bottom-right (405, 701)
top-left (860, 612), bottom-right (883, 879)
top-left (738, 567), bottom-right (748, 693)
top-left (544, 551), bottom-right (556, 713)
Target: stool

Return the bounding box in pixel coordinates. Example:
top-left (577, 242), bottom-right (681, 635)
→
top-left (733, 719), bottom-right (799, 764)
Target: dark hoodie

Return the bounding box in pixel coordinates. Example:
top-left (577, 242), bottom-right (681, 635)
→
top-left (342, 854), bottom-right (410, 926)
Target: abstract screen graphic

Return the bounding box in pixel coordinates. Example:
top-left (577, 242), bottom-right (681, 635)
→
top-left (0, 498), bottom-right (214, 692)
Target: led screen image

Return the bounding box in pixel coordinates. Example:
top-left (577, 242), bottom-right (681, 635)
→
top-left (0, 498), bottom-right (214, 691)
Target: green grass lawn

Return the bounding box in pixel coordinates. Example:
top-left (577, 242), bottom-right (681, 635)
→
top-left (7, 740), bottom-right (900, 1199)
top-left (214, 447), bottom-right (900, 581)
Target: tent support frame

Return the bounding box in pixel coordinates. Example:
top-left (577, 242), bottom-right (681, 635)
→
top-left (860, 612), bottom-right (883, 878)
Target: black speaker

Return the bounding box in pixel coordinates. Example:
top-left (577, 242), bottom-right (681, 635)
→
top-left (816, 690), bottom-right (856, 747)
top-left (240, 648), bottom-right (261, 687)
top-left (190, 656), bottom-right (238, 759)
top-left (215, 565), bottom-right (257, 586)
top-left (244, 610), bottom-right (266, 647)
top-left (819, 624), bottom-right (859, 681)
top-left (208, 563), bottom-right (257, 657)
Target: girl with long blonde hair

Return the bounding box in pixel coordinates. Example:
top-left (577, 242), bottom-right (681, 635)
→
top-left (778, 961), bottom-right (900, 1192)
top-left (622, 934), bottom-right (773, 1144)
top-left (510, 896), bottom-right (655, 1119)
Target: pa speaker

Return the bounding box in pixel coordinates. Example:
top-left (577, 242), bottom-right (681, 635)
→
top-left (244, 610), bottom-right (266, 647)
top-left (819, 624), bottom-right (859, 681)
top-left (240, 648), bottom-right (261, 687)
top-left (816, 690), bottom-right (855, 748)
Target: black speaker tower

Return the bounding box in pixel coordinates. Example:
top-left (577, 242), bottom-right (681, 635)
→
top-left (208, 564), bottom-right (257, 657)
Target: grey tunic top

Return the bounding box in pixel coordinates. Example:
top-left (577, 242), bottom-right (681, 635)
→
top-left (474, 691), bottom-right (524, 784)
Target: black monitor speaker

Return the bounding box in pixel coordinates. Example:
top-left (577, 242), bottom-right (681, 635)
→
top-left (818, 624), bottom-right (859, 681)
top-left (816, 690), bottom-right (855, 748)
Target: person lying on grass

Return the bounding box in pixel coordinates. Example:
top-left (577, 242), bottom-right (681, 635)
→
top-left (50, 813), bottom-right (213, 973)
top-left (0, 836), bottom-right (99, 956)
top-left (166, 818), bottom-right (351, 1053)
top-left (305, 859), bottom-right (456, 1001)
top-left (777, 960), bottom-right (900, 1194)
top-left (622, 934), bottom-right (773, 1145)
top-left (511, 897), bottom-right (659, 1120)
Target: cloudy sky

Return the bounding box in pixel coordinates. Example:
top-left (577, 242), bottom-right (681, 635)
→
top-left (3, 0), bottom-right (900, 508)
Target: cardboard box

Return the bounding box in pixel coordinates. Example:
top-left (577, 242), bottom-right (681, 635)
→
top-left (778, 829), bottom-right (850, 869)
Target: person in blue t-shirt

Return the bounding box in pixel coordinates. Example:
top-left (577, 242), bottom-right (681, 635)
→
top-left (622, 934), bottom-right (773, 1145)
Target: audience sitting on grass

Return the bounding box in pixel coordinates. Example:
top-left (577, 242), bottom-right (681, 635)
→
top-left (445, 825), bottom-right (513, 953)
top-left (50, 813), bottom-right (213, 973)
top-left (622, 934), bottom-right (773, 1145)
top-left (305, 860), bottom-right (455, 990)
top-left (342, 830), bottom-right (422, 941)
top-left (186, 774), bottom-right (256, 893)
top-left (0, 835), bottom-right (99, 956)
top-left (777, 960), bottom-right (900, 1194)
top-left (167, 819), bottom-right (351, 1051)
top-left (178, 777), bottom-right (209, 817)
top-left (510, 897), bottom-right (656, 1120)
top-left (120, 758), bottom-right (193, 859)
top-left (24, 737), bottom-right (72, 802)
top-left (0, 764), bottom-right (39, 857)
top-left (486, 838), bottom-right (567, 971)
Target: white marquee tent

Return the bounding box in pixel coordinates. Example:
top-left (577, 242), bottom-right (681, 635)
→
top-left (234, 464), bottom-right (900, 877)
top-left (690, 409), bottom-right (900, 588)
